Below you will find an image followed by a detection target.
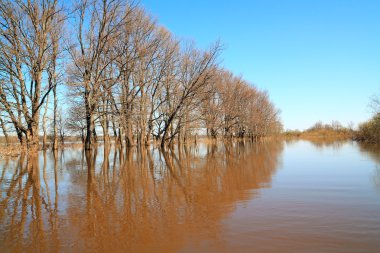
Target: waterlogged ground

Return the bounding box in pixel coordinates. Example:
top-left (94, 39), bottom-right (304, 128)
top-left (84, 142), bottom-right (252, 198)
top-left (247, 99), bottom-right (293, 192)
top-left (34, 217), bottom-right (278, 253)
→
top-left (1, 140), bottom-right (380, 253)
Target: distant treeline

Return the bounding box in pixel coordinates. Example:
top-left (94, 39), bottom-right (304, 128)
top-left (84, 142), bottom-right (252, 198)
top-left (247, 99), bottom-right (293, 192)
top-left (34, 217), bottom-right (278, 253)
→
top-left (284, 121), bottom-right (354, 140)
top-left (284, 93), bottom-right (380, 143)
top-left (0, 0), bottom-right (281, 151)
top-left (355, 94), bottom-right (380, 143)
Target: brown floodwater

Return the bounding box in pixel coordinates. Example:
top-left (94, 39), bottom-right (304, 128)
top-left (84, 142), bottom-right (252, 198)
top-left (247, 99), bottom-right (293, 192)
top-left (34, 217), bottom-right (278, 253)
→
top-left (1, 140), bottom-right (380, 253)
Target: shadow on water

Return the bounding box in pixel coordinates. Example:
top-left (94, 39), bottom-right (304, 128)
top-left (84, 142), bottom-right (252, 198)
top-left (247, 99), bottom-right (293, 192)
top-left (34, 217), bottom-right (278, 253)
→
top-left (0, 140), bottom-right (284, 253)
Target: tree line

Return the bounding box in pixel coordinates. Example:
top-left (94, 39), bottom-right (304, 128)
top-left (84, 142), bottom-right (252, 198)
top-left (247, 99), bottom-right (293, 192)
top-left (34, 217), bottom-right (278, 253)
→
top-left (0, 0), bottom-right (281, 151)
top-left (283, 93), bottom-right (380, 143)
top-left (356, 94), bottom-right (380, 143)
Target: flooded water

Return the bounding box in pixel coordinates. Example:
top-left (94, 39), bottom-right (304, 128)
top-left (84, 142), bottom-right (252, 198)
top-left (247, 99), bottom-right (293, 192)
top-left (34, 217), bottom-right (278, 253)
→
top-left (1, 140), bottom-right (380, 253)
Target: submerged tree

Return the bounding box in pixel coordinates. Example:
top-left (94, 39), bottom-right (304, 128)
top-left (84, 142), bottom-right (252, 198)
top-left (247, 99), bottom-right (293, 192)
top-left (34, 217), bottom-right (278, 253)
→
top-left (0, 0), bottom-right (281, 150)
top-left (0, 0), bottom-right (65, 150)
top-left (66, 0), bottom-right (135, 150)
top-left (357, 94), bottom-right (380, 143)
top-left (202, 70), bottom-right (281, 140)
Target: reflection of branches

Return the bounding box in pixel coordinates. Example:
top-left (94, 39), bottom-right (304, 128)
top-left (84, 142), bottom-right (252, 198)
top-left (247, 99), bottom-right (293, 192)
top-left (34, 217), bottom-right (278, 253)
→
top-left (0, 152), bottom-right (62, 252)
top-left (369, 93), bottom-right (380, 114)
top-left (0, 157), bottom-right (28, 222)
top-left (358, 143), bottom-right (380, 165)
top-left (1, 140), bottom-right (285, 252)
top-left (0, 158), bottom-right (9, 186)
top-left (161, 149), bottom-right (190, 202)
top-left (358, 143), bottom-right (380, 191)
top-left (374, 165), bottom-right (380, 191)
top-left (305, 138), bottom-right (346, 150)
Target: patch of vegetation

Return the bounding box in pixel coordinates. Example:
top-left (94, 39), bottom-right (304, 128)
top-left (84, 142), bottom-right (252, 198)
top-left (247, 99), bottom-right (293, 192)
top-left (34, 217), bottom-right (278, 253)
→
top-left (356, 114), bottom-right (380, 143)
top-left (284, 121), bottom-right (354, 140)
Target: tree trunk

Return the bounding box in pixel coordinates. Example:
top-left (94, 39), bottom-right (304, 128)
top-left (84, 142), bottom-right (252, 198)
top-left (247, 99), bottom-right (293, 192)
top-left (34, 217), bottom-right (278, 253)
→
top-left (81, 129), bottom-right (85, 143)
top-left (0, 117), bottom-right (9, 146)
top-left (111, 115), bottom-right (118, 141)
top-left (42, 94), bottom-right (50, 150)
top-left (27, 121), bottom-right (40, 151)
top-left (125, 115), bottom-right (133, 147)
top-left (118, 128), bottom-right (124, 147)
top-left (140, 89), bottom-right (147, 147)
top-left (52, 83), bottom-right (58, 150)
top-left (85, 110), bottom-right (93, 150)
top-left (145, 122), bottom-right (153, 146)
top-left (16, 128), bottom-right (24, 146)
top-left (102, 120), bottom-right (110, 144)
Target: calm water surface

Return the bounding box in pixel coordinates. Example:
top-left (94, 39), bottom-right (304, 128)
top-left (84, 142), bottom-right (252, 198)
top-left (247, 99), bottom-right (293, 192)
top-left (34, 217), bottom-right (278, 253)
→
top-left (1, 140), bottom-right (380, 252)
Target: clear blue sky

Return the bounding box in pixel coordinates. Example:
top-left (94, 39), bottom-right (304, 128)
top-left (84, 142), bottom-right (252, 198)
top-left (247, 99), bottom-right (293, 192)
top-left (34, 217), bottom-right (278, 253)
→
top-left (140, 0), bottom-right (380, 130)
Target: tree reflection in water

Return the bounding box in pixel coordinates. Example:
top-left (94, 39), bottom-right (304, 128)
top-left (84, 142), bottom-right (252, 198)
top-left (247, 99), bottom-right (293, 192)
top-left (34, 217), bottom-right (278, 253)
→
top-left (0, 151), bottom-right (60, 253)
top-left (285, 139), bottom-right (380, 193)
top-left (357, 143), bottom-right (380, 191)
top-left (0, 141), bottom-right (283, 253)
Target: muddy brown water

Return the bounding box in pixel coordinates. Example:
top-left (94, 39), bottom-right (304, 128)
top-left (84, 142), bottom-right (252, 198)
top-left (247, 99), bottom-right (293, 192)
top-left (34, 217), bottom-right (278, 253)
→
top-left (1, 140), bottom-right (380, 253)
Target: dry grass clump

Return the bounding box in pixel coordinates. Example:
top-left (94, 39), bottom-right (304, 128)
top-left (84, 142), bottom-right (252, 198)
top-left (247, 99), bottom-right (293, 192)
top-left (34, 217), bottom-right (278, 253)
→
top-left (0, 145), bottom-right (24, 158)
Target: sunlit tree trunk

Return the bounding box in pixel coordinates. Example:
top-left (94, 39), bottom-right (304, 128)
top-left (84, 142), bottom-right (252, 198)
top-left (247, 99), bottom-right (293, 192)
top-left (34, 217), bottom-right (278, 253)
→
top-left (42, 94), bottom-right (50, 150)
top-left (0, 117), bottom-right (9, 146)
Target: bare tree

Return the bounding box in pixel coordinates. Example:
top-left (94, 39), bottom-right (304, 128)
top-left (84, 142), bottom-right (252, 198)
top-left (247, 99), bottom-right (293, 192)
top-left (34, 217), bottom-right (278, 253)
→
top-left (42, 94), bottom-right (50, 149)
top-left (66, 103), bottom-right (86, 143)
top-left (57, 108), bottom-right (65, 144)
top-left (0, 111), bottom-right (9, 145)
top-left (200, 69), bottom-right (282, 141)
top-left (0, 0), bottom-right (64, 150)
top-left (0, 0), bottom-right (282, 152)
top-left (67, 0), bottom-right (134, 150)
top-left (370, 93), bottom-right (380, 114)
top-left (159, 43), bottom-right (221, 148)
top-left (49, 19), bottom-right (62, 150)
